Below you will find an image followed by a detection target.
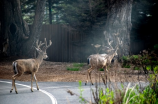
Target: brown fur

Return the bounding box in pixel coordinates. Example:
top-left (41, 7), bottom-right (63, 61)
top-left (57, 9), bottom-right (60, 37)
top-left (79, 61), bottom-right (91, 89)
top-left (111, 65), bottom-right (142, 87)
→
top-left (16, 59), bottom-right (39, 73)
top-left (85, 49), bottom-right (118, 85)
top-left (10, 38), bottom-right (52, 94)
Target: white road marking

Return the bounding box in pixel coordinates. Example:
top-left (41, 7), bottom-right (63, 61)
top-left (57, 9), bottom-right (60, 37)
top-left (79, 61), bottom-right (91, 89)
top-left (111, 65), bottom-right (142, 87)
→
top-left (0, 80), bottom-right (57, 104)
top-left (42, 86), bottom-right (71, 89)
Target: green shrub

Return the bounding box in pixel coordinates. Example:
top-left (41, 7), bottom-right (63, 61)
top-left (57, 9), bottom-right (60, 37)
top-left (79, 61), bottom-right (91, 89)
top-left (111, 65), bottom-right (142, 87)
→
top-left (99, 68), bottom-right (104, 71)
top-left (146, 65), bottom-right (158, 72)
top-left (142, 59), bottom-right (150, 64)
top-left (146, 65), bottom-right (151, 70)
top-left (123, 65), bottom-right (131, 68)
top-left (134, 67), bottom-right (140, 70)
top-left (132, 55), bottom-right (139, 59)
top-left (154, 44), bottom-right (158, 50)
top-left (142, 86), bottom-right (158, 104)
top-left (122, 83), bottom-right (147, 104)
top-left (78, 81), bottom-right (87, 104)
top-left (67, 63), bottom-right (84, 71)
top-left (99, 88), bottom-right (114, 104)
top-left (122, 56), bottom-right (130, 61)
top-left (67, 67), bottom-right (80, 71)
top-left (122, 56), bottom-right (131, 68)
top-left (154, 65), bottom-right (158, 73)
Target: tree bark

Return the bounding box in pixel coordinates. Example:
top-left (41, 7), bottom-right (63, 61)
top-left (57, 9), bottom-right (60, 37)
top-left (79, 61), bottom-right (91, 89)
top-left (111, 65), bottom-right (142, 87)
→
top-left (48, 0), bottom-right (52, 24)
top-left (22, 0), bottom-right (46, 57)
top-left (105, 0), bottom-right (133, 58)
top-left (0, 0), bottom-right (46, 57)
top-left (0, 0), bottom-right (29, 56)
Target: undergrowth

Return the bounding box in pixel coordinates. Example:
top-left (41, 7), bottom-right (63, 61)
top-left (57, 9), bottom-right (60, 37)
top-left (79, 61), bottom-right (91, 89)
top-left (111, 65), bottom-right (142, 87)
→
top-left (67, 63), bottom-right (84, 71)
top-left (67, 45), bottom-right (158, 104)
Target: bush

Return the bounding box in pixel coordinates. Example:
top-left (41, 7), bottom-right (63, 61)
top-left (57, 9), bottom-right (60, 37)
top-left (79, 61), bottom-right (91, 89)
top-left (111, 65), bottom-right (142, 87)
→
top-left (122, 56), bottom-right (131, 68)
top-left (124, 65), bottom-right (130, 68)
top-left (122, 84), bottom-right (143, 104)
top-left (100, 68), bottom-right (104, 71)
top-left (142, 86), bottom-right (158, 104)
top-left (154, 44), bottom-right (158, 51)
top-left (78, 81), bottom-right (87, 104)
top-left (134, 67), bottom-right (140, 70)
top-left (67, 63), bottom-right (84, 71)
top-left (67, 67), bottom-right (80, 71)
top-left (99, 88), bottom-right (114, 104)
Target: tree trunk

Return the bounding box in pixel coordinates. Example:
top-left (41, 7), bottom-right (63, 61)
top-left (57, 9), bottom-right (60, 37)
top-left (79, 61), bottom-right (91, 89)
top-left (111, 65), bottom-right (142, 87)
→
top-left (48, 0), bottom-right (52, 24)
top-left (22, 0), bottom-right (46, 57)
top-left (0, 0), bottom-right (46, 57)
top-left (105, 0), bottom-right (133, 59)
top-left (0, 0), bottom-right (29, 56)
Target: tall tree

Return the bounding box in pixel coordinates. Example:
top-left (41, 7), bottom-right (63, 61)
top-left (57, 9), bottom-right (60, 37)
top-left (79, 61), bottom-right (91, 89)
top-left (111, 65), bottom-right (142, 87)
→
top-left (48, 0), bottom-right (52, 24)
top-left (104, 0), bottom-right (133, 58)
top-left (0, 0), bottom-right (46, 57)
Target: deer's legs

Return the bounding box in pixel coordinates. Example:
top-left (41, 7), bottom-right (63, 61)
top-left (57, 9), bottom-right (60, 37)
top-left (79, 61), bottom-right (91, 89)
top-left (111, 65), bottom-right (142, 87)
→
top-left (14, 79), bottom-right (18, 94)
top-left (104, 66), bottom-right (107, 84)
top-left (85, 67), bottom-right (93, 85)
top-left (31, 73), bottom-right (39, 92)
top-left (10, 78), bottom-right (15, 93)
top-left (31, 74), bottom-right (34, 92)
top-left (10, 73), bottom-right (22, 94)
top-left (85, 67), bottom-right (91, 85)
top-left (89, 69), bottom-right (93, 85)
top-left (33, 74), bottom-right (39, 90)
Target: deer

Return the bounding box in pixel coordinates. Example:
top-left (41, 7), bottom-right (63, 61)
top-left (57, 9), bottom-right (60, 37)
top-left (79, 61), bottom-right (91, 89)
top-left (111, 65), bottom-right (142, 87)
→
top-left (10, 38), bottom-right (52, 94)
top-left (87, 39), bottom-right (114, 65)
top-left (85, 34), bottom-right (121, 85)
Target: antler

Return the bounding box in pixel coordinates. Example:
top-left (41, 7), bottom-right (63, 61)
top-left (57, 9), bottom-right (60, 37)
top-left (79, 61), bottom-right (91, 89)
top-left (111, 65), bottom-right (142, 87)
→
top-left (44, 38), bottom-right (52, 49)
top-left (35, 38), bottom-right (52, 50)
top-left (35, 39), bottom-right (45, 49)
top-left (107, 38), bottom-right (114, 50)
top-left (117, 37), bottom-right (122, 46)
top-left (114, 33), bottom-right (122, 46)
top-left (104, 31), bottom-right (114, 49)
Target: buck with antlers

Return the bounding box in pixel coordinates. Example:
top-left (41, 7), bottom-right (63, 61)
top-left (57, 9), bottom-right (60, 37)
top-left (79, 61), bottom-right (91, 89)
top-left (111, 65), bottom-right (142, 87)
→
top-left (10, 38), bottom-right (52, 94)
top-left (85, 34), bottom-right (121, 85)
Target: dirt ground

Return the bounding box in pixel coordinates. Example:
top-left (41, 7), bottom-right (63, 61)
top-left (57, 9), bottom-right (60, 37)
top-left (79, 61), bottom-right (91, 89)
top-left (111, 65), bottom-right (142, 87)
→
top-left (0, 56), bottom-right (147, 83)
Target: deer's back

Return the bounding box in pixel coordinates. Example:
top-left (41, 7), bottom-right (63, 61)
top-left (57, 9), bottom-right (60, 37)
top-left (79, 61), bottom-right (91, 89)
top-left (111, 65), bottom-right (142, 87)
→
top-left (90, 55), bottom-right (107, 68)
top-left (14, 59), bottom-right (39, 73)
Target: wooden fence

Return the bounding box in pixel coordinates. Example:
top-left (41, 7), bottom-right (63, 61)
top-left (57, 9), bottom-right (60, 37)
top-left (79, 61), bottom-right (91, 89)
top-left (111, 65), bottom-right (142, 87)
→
top-left (39, 24), bottom-right (88, 62)
top-left (39, 24), bottom-right (146, 62)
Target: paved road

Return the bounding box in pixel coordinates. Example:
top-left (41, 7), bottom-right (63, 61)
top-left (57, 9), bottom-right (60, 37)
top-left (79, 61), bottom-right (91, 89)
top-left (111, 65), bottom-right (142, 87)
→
top-left (0, 79), bottom-right (149, 104)
top-left (0, 79), bottom-right (95, 104)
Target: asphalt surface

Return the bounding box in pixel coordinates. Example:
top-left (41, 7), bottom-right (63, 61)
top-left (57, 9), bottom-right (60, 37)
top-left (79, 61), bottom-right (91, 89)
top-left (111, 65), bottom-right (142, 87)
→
top-left (0, 79), bottom-right (149, 104)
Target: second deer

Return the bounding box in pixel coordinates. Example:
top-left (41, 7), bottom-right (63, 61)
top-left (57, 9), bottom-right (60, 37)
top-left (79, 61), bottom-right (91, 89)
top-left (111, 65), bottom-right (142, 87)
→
top-left (85, 35), bottom-right (120, 85)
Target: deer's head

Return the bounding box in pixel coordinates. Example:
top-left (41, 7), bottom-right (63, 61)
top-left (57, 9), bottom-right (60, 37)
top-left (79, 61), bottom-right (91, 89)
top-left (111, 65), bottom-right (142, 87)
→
top-left (35, 38), bottom-right (52, 59)
top-left (35, 47), bottom-right (48, 59)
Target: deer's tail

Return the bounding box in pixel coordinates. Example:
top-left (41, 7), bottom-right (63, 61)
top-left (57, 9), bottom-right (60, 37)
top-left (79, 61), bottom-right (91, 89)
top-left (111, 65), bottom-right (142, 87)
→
top-left (87, 58), bottom-right (91, 65)
top-left (12, 61), bottom-right (18, 74)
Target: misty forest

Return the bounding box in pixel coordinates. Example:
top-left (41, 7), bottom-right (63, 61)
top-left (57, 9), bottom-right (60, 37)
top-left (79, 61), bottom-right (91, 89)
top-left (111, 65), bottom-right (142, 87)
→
top-left (0, 0), bottom-right (158, 104)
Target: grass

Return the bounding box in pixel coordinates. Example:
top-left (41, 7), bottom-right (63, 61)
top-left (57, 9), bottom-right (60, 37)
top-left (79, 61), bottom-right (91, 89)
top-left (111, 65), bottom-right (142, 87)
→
top-left (134, 65), bottom-right (158, 71)
top-left (123, 65), bottom-right (131, 68)
top-left (67, 67), bottom-right (80, 71)
top-left (134, 67), bottom-right (140, 70)
top-left (99, 68), bottom-right (104, 71)
top-left (67, 63), bottom-right (84, 71)
top-left (146, 65), bottom-right (151, 70)
top-left (66, 64), bottom-right (158, 104)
